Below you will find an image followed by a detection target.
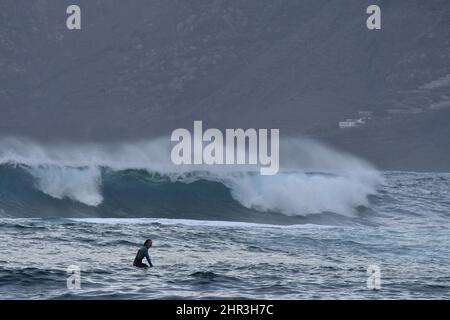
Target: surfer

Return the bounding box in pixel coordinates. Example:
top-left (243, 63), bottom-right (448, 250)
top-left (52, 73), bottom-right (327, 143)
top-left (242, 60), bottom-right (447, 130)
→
top-left (133, 239), bottom-right (153, 268)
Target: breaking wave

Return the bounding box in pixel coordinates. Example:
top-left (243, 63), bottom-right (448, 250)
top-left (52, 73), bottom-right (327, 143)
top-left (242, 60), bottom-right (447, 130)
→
top-left (0, 137), bottom-right (382, 223)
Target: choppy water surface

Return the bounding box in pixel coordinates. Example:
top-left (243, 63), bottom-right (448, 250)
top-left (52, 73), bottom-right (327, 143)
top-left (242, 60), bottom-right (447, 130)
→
top-left (0, 171), bottom-right (449, 299)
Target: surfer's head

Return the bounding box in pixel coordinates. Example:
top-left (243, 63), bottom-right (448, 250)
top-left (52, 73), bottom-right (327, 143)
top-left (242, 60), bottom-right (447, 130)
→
top-left (144, 239), bottom-right (152, 248)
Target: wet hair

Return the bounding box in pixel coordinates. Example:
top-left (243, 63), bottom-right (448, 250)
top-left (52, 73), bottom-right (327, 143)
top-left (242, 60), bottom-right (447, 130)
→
top-left (144, 239), bottom-right (152, 246)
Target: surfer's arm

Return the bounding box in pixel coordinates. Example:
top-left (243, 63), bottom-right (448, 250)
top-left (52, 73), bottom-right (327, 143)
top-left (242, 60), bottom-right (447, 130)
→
top-left (144, 251), bottom-right (153, 267)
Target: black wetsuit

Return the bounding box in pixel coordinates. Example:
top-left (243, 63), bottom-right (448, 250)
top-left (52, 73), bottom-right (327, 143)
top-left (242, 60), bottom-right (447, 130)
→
top-left (133, 246), bottom-right (153, 268)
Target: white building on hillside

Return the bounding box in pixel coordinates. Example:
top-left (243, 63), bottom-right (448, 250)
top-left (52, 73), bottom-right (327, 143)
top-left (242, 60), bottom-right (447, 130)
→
top-left (338, 118), bottom-right (365, 129)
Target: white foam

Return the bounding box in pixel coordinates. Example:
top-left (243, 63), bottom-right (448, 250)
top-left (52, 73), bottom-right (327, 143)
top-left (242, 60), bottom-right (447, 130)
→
top-left (225, 172), bottom-right (375, 217)
top-left (70, 217), bottom-right (336, 229)
top-left (26, 165), bottom-right (103, 206)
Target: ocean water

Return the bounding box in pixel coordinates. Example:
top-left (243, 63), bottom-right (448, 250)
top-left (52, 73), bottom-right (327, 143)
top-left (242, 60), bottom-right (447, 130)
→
top-left (0, 139), bottom-right (449, 299)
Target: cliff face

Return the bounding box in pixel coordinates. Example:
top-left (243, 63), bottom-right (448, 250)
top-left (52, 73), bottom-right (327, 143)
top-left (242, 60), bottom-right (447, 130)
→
top-left (1, 0), bottom-right (449, 170)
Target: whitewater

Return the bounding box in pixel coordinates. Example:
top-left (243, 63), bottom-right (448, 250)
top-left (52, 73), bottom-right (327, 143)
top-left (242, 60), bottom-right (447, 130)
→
top-left (0, 137), bottom-right (449, 299)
